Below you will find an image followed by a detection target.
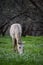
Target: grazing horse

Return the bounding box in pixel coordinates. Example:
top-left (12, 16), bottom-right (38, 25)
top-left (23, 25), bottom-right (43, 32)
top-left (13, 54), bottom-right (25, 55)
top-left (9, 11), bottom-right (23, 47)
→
top-left (10, 23), bottom-right (24, 54)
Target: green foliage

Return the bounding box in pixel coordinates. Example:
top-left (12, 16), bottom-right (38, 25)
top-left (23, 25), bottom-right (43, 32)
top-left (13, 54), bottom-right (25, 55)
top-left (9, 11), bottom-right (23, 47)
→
top-left (0, 36), bottom-right (43, 65)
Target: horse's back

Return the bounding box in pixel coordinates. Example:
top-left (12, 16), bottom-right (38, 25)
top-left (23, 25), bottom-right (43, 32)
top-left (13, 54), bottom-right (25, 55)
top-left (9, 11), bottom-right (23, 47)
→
top-left (10, 23), bottom-right (22, 38)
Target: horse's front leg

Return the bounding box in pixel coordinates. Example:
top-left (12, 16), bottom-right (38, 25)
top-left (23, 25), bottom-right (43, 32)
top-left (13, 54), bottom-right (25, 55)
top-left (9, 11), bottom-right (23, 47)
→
top-left (12, 38), bottom-right (16, 51)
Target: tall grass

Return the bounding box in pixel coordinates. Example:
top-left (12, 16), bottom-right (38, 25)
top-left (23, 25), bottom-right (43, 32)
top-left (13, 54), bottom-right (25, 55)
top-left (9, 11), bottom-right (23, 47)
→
top-left (0, 36), bottom-right (43, 65)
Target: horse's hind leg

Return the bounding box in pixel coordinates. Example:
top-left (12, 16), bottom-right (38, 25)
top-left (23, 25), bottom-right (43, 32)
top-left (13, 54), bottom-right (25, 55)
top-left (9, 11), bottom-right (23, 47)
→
top-left (14, 38), bottom-right (17, 51)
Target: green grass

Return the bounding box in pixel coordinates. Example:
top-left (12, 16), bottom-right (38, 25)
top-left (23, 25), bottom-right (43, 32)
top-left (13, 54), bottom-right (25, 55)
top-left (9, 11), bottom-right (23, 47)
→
top-left (0, 36), bottom-right (43, 65)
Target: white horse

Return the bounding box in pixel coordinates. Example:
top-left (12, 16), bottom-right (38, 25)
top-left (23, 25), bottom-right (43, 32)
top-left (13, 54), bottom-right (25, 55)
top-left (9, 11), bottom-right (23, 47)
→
top-left (10, 23), bottom-right (24, 54)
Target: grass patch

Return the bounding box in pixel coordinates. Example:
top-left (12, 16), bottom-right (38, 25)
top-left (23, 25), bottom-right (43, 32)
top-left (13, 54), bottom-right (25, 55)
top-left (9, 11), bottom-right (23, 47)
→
top-left (0, 36), bottom-right (43, 65)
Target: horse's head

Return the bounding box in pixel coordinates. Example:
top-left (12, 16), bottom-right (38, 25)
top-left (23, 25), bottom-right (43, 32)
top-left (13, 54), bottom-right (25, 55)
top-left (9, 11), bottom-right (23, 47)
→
top-left (17, 42), bottom-right (24, 54)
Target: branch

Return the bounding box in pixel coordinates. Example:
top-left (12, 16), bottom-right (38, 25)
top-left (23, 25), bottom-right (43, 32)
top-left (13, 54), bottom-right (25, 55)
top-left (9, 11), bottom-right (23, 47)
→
top-left (9, 7), bottom-right (29, 20)
top-left (3, 24), bottom-right (9, 35)
top-left (0, 20), bottom-right (9, 29)
top-left (29, 0), bottom-right (43, 13)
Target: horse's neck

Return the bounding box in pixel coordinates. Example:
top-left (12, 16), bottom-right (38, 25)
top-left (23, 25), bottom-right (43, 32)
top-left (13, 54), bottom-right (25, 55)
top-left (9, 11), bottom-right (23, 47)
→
top-left (17, 37), bottom-right (21, 43)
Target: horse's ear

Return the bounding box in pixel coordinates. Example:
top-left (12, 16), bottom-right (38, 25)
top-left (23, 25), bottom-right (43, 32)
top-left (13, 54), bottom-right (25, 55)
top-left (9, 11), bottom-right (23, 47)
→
top-left (21, 43), bottom-right (24, 47)
top-left (23, 44), bottom-right (24, 47)
top-left (22, 41), bottom-right (25, 44)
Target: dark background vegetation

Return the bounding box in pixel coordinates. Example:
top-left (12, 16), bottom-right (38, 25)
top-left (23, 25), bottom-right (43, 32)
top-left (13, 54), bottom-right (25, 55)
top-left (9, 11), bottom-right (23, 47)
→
top-left (0, 0), bottom-right (43, 36)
